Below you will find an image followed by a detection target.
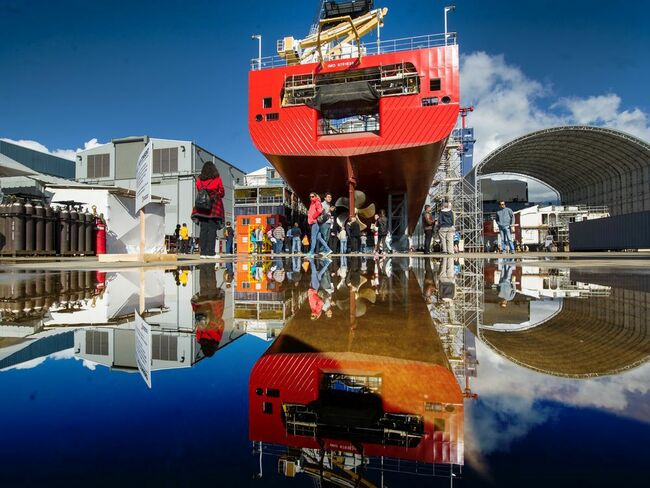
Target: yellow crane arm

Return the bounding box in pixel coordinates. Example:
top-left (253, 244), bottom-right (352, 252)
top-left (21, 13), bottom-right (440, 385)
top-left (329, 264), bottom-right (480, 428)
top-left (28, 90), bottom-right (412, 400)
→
top-left (278, 7), bottom-right (387, 65)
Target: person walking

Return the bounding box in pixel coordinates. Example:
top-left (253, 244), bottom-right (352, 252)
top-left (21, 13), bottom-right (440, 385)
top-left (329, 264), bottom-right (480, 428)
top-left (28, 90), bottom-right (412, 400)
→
top-left (307, 192), bottom-right (332, 257)
top-left (272, 222), bottom-right (286, 254)
top-left (224, 221), bottom-right (234, 254)
top-left (289, 223), bottom-right (301, 254)
top-left (192, 162), bottom-right (225, 259)
top-left (338, 224), bottom-right (348, 254)
top-left (437, 200), bottom-right (455, 254)
top-left (318, 192), bottom-right (335, 254)
top-left (422, 204), bottom-right (435, 254)
top-left (495, 201), bottom-right (516, 253)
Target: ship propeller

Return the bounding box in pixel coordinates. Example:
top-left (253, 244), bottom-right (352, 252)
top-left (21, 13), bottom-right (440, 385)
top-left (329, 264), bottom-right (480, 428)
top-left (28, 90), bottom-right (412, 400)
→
top-left (335, 191), bottom-right (375, 231)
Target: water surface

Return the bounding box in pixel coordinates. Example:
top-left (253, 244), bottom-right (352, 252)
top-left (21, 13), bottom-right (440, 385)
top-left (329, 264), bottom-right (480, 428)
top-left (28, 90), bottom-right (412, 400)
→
top-left (1, 258), bottom-right (648, 487)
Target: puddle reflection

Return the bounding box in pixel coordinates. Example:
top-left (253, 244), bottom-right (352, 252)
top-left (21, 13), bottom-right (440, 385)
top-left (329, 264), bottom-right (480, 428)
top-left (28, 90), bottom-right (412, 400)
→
top-left (1, 257), bottom-right (649, 486)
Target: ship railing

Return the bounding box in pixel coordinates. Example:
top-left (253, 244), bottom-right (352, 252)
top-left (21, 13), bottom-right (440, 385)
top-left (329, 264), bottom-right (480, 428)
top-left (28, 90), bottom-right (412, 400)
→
top-left (250, 32), bottom-right (457, 70)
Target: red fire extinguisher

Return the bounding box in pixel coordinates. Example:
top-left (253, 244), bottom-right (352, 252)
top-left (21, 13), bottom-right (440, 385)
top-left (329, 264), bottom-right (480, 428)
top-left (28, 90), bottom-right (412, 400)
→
top-left (92, 206), bottom-right (106, 255)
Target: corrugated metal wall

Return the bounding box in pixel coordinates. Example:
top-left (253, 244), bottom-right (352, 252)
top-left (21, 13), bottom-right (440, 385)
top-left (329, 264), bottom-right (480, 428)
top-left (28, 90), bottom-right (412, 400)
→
top-left (570, 211), bottom-right (650, 251)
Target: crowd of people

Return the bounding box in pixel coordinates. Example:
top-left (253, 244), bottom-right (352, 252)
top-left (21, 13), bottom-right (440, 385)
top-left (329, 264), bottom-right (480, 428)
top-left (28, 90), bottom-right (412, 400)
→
top-left (178, 161), bottom-right (522, 257)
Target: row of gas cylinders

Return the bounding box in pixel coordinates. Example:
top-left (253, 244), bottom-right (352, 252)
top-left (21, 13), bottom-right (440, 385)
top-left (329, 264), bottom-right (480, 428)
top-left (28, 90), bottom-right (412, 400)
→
top-left (0, 271), bottom-right (104, 318)
top-left (0, 200), bottom-right (106, 256)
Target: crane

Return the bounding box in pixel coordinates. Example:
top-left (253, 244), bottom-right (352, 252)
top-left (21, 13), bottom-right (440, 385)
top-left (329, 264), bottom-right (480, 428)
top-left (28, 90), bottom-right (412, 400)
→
top-left (277, 3), bottom-right (387, 66)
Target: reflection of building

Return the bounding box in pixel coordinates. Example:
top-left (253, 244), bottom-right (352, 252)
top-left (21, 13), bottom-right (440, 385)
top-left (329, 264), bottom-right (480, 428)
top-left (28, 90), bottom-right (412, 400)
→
top-left (479, 266), bottom-right (648, 378)
top-left (249, 260), bottom-right (464, 484)
top-left (0, 271), bottom-right (103, 370)
top-left (1, 266), bottom-right (243, 374)
top-left (234, 259), bottom-right (306, 341)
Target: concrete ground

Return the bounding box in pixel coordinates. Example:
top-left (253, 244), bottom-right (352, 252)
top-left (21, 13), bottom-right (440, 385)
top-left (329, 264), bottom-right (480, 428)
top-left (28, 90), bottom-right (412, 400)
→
top-left (1, 251), bottom-right (649, 271)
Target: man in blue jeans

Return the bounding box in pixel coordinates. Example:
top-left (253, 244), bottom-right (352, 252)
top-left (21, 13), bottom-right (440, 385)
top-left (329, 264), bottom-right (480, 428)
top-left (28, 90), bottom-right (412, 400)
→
top-left (290, 223), bottom-right (302, 254)
top-left (495, 201), bottom-right (515, 253)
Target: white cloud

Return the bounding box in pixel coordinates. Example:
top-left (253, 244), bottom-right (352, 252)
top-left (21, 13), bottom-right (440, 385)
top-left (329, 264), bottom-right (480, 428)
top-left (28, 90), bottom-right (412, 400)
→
top-left (1, 137), bottom-right (104, 161)
top-left (461, 52), bottom-right (650, 163)
top-left (465, 338), bottom-right (650, 461)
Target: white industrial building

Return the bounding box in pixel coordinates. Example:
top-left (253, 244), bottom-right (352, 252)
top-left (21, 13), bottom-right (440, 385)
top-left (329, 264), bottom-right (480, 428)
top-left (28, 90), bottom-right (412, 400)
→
top-left (75, 136), bottom-right (246, 235)
top-left (514, 204), bottom-right (609, 250)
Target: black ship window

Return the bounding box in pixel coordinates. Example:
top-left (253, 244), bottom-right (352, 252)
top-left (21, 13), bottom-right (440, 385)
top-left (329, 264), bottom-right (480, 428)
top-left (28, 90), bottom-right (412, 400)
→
top-left (282, 63), bottom-right (419, 108)
top-left (263, 402), bottom-right (273, 414)
top-left (323, 0), bottom-right (373, 19)
top-left (430, 78), bottom-right (441, 91)
top-left (266, 112), bottom-right (279, 121)
top-left (263, 97), bottom-right (272, 108)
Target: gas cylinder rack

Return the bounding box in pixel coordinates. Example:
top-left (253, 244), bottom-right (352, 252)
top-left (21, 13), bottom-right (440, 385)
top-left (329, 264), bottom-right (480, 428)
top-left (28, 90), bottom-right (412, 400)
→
top-left (0, 195), bottom-right (98, 257)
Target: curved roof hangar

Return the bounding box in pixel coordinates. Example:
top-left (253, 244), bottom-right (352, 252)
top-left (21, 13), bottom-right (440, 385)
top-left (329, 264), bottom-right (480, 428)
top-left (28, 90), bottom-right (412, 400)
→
top-left (472, 126), bottom-right (650, 216)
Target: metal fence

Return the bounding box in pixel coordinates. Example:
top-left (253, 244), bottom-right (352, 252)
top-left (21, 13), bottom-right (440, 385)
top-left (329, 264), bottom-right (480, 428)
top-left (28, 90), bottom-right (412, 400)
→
top-left (250, 32), bottom-right (457, 70)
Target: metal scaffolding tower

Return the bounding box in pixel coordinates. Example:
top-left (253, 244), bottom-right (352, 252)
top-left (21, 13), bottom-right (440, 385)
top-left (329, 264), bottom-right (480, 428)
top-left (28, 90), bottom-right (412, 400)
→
top-left (429, 127), bottom-right (484, 252)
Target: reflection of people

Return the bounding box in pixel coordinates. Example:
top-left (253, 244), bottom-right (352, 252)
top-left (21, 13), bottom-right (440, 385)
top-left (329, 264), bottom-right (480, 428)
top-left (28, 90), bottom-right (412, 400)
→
top-left (178, 269), bottom-right (189, 287)
top-left (438, 257), bottom-right (456, 302)
top-left (308, 258), bottom-right (331, 320)
top-left (498, 264), bottom-right (516, 307)
top-left (192, 264), bottom-right (225, 357)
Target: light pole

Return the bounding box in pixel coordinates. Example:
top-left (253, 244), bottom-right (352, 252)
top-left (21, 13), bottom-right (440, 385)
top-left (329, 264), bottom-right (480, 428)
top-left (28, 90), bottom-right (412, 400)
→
top-left (251, 34), bottom-right (262, 70)
top-left (444, 5), bottom-right (456, 46)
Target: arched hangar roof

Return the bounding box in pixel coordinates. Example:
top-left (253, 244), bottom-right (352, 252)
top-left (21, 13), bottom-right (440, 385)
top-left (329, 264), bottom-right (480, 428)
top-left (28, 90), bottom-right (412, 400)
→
top-left (479, 307), bottom-right (650, 378)
top-left (473, 126), bottom-right (650, 215)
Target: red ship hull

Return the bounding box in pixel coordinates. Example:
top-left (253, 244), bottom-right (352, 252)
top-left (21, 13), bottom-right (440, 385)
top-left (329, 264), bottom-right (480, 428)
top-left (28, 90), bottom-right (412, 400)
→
top-left (249, 352), bottom-right (464, 465)
top-left (249, 45), bottom-right (460, 232)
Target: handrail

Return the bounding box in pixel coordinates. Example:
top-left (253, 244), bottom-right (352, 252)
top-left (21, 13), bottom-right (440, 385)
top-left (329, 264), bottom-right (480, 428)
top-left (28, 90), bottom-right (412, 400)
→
top-left (251, 32), bottom-right (457, 70)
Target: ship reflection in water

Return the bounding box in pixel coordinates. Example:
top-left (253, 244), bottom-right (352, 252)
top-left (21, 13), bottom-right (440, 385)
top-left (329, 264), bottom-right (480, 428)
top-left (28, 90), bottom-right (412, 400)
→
top-left (249, 258), bottom-right (465, 485)
top-left (0, 258), bottom-right (649, 487)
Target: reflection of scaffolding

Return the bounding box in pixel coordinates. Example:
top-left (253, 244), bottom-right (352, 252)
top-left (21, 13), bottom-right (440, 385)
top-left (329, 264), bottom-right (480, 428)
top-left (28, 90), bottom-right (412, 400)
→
top-left (412, 258), bottom-right (483, 392)
top-left (429, 129), bottom-right (483, 252)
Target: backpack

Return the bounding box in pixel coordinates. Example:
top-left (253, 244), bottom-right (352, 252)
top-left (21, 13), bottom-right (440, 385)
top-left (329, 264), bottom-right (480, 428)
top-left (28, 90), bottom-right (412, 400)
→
top-left (194, 183), bottom-right (213, 213)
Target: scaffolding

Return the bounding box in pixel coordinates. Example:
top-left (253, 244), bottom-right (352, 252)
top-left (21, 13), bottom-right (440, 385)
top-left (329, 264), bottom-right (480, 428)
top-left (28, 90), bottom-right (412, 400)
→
top-left (429, 132), bottom-right (483, 252)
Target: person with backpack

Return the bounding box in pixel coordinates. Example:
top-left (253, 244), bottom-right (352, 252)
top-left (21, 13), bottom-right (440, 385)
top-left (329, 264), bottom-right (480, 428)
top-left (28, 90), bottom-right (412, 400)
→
top-left (192, 161), bottom-right (224, 259)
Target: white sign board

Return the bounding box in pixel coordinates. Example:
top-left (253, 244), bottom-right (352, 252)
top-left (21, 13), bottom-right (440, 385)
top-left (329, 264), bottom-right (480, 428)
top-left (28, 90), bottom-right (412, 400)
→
top-left (135, 141), bottom-right (153, 212)
top-left (135, 311), bottom-right (152, 389)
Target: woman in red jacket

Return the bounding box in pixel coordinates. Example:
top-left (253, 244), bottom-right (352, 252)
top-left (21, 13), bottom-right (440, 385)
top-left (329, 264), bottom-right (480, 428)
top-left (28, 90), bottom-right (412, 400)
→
top-left (192, 161), bottom-right (225, 258)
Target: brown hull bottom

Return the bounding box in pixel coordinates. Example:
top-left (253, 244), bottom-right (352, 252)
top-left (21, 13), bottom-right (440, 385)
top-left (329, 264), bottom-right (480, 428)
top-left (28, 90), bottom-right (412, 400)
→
top-left (264, 141), bottom-right (447, 234)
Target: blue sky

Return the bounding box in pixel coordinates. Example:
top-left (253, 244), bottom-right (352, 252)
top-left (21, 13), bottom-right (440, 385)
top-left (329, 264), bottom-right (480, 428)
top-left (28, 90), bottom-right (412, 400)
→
top-left (1, 0), bottom-right (648, 171)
